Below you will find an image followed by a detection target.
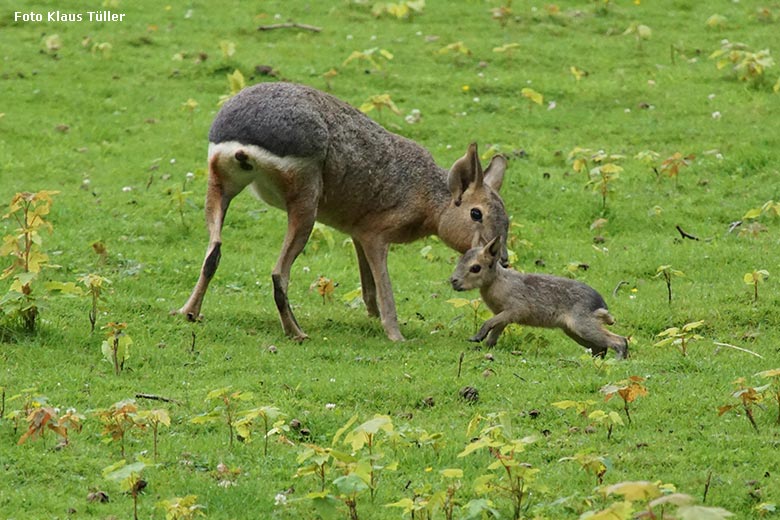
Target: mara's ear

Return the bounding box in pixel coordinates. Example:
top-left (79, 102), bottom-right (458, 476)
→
top-left (448, 142), bottom-right (484, 203)
top-left (483, 235), bottom-right (503, 259)
top-left (483, 154), bottom-right (507, 192)
top-left (470, 230), bottom-right (486, 249)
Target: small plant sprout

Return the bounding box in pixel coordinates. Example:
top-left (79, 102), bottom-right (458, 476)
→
top-left (623, 22), bottom-right (652, 49)
top-left (135, 408), bottom-right (170, 462)
top-left (520, 87), bottom-right (543, 112)
top-left (310, 276), bottom-right (336, 304)
top-left (103, 460), bottom-right (149, 520)
top-left (558, 452), bottom-right (609, 486)
top-left (341, 414), bottom-right (397, 502)
top-left (234, 405), bottom-right (287, 456)
top-left (492, 43), bottom-right (520, 56)
top-left (588, 409), bottom-right (624, 440)
top-left (219, 40), bottom-right (236, 59)
top-left (570, 65), bottom-right (588, 82)
top-left (386, 468), bottom-right (463, 520)
top-left (659, 152), bottom-right (695, 187)
top-left (718, 377), bottom-right (765, 432)
top-left (359, 94), bottom-right (401, 123)
top-left (756, 368), bottom-right (780, 424)
top-left (654, 320), bottom-right (705, 356)
top-left (157, 495), bottom-right (206, 520)
top-left (744, 269), bottom-right (769, 302)
top-left (446, 297), bottom-right (486, 334)
top-left (79, 273), bottom-right (111, 332)
top-left (654, 265), bottom-right (685, 304)
top-left (551, 399), bottom-right (598, 419)
top-left (190, 387), bottom-right (255, 447)
top-left (343, 48), bottom-right (394, 71)
top-left (217, 69), bottom-right (245, 106)
top-left (710, 40), bottom-right (776, 86)
top-left (18, 406), bottom-right (84, 447)
top-left (437, 41), bottom-right (471, 58)
top-left (600, 376), bottom-right (648, 425)
top-left (568, 146), bottom-right (593, 174)
top-left (96, 399), bottom-right (143, 457)
top-left (743, 200), bottom-right (780, 221)
top-left (490, 0), bottom-right (512, 26)
top-left (588, 481), bottom-right (735, 520)
top-left (371, 0), bottom-right (425, 20)
top-left (587, 162), bottom-right (622, 211)
top-left (458, 412), bottom-right (538, 520)
top-left (0, 190), bottom-right (59, 331)
top-left (706, 14), bottom-right (728, 30)
top-left (101, 322), bottom-right (133, 375)
top-left (168, 178), bottom-right (194, 229)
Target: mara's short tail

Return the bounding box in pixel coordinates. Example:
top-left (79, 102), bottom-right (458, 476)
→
top-left (594, 308), bottom-right (615, 325)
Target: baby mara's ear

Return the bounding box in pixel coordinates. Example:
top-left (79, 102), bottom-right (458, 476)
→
top-left (484, 235), bottom-right (503, 259)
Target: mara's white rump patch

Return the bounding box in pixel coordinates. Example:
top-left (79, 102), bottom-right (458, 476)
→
top-left (207, 141), bottom-right (319, 209)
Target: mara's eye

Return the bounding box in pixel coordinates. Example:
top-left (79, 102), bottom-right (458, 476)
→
top-left (470, 208), bottom-right (483, 222)
top-left (469, 265), bottom-right (482, 274)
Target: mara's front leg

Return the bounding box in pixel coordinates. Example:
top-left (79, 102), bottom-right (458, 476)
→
top-left (469, 311), bottom-right (513, 345)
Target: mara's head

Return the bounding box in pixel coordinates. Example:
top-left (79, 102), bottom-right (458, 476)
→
top-left (450, 235), bottom-right (504, 292)
top-left (438, 143), bottom-right (509, 265)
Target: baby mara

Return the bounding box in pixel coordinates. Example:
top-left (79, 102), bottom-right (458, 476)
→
top-left (450, 237), bottom-right (628, 359)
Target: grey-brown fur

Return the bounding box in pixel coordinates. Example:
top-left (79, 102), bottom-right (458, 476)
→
top-left (450, 237), bottom-right (628, 358)
top-left (176, 82), bottom-right (509, 342)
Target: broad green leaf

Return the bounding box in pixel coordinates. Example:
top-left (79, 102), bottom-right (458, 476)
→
top-left (333, 473), bottom-right (369, 495)
top-left (385, 498), bottom-right (415, 511)
top-left (331, 415), bottom-right (358, 446)
top-left (676, 505), bottom-right (734, 520)
top-left (103, 460), bottom-right (147, 482)
top-left (44, 281), bottom-right (84, 296)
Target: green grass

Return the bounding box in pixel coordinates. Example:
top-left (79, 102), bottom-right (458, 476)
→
top-left (2, 1), bottom-right (780, 518)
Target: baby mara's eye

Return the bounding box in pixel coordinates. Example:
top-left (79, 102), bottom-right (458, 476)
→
top-left (469, 265), bottom-right (482, 274)
top-left (470, 208), bottom-right (483, 222)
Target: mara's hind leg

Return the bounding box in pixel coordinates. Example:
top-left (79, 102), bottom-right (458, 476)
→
top-left (272, 195), bottom-right (319, 341)
top-left (353, 238), bottom-right (380, 318)
top-left (563, 310), bottom-right (627, 359)
top-left (355, 236), bottom-right (403, 342)
top-left (176, 152), bottom-right (248, 320)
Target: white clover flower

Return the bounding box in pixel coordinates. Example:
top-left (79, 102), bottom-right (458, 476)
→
top-left (274, 493), bottom-right (288, 506)
top-left (712, 111), bottom-right (722, 120)
top-left (122, 186), bottom-right (133, 192)
top-left (325, 403), bottom-right (336, 410)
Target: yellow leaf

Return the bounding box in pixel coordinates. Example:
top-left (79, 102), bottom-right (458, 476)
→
top-left (227, 69), bottom-right (245, 95)
top-left (570, 65), bottom-right (588, 81)
top-left (580, 500), bottom-right (633, 520)
top-left (440, 468), bottom-right (463, 478)
top-left (603, 481), bottom-right (661, 501)
top-left (521, 87), bottom-right (543, 105)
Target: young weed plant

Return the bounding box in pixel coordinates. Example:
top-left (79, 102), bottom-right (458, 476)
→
top-left (0, 190), bottom-right (59, 331)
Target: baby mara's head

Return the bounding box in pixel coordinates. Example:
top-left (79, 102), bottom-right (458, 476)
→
top-left (450, 236), bottom-right (503, 292)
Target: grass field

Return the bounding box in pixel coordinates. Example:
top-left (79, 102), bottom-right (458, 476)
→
top-left (2, 1), bottom-right (780, 518)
